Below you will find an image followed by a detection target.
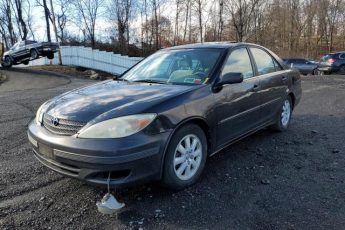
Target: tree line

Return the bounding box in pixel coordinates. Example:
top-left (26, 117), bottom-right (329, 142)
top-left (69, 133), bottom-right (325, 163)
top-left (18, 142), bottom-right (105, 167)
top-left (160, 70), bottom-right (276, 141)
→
top-left (0, 0), bottom-right (345, 58)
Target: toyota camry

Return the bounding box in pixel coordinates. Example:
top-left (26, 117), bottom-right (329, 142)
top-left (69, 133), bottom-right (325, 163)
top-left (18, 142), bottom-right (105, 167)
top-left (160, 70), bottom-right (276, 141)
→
top-left (28, 42), bottom-right (302, 190)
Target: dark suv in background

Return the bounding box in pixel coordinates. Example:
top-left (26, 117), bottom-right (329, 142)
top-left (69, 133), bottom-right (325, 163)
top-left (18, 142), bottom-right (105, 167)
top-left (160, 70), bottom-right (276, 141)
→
top-left (283, 58), bottom-right (319, 75)
top-left (318, 52), bottom-right (345, 74)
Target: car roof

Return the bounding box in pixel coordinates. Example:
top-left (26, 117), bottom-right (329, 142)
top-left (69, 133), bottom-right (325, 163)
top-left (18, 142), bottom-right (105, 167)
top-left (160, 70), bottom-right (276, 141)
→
top-left (164, 41), bottom-right (260, 50)
top-left (285, 58), bottom-right (307, 61)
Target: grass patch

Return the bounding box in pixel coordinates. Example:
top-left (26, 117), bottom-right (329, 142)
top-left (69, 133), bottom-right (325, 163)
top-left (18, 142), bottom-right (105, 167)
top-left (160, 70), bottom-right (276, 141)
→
top-left (28, 65), bottom-right (116, 80)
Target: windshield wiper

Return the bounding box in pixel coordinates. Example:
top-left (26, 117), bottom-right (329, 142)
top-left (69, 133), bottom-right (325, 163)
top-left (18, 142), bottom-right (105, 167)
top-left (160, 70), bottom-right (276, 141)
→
top-left (132, 79), bottom-right (167, 84)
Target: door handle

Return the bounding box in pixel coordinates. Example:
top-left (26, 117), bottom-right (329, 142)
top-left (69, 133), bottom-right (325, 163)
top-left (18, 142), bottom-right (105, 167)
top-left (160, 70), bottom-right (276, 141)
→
top-left (282, 76), bottom-right (288, 81)
top-left (252, 84), bottom-right (260, 91)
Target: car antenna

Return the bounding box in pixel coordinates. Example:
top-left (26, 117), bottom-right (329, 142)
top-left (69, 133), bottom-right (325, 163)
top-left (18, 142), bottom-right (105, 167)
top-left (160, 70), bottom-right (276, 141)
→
top-left (96, 172), bottom-right (125, 215)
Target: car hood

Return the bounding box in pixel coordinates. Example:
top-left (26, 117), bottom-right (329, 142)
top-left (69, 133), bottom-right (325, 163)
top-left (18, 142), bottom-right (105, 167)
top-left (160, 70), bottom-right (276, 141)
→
top-left (44, 80), bottom-right (194, 122)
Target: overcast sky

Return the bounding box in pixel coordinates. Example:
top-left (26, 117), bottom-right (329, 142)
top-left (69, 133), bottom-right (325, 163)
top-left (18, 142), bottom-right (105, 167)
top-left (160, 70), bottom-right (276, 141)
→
top-left (28, 0), bottom-right (175, 44)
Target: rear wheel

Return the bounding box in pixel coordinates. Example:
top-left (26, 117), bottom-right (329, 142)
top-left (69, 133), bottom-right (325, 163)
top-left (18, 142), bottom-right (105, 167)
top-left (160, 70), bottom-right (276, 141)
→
top-left (47, 52), bottom-right (54, 59)
top-left (162, 124), bottom-right (207, 190)
top-left (271, 96), bottom-right (293, 132)
top-left (30, 49), bottom-right (39, 59)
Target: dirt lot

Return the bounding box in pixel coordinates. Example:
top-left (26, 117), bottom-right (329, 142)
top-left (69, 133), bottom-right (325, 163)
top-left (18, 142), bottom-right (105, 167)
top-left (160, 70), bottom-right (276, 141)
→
top-left (0, 68), bottom-right (344, 230)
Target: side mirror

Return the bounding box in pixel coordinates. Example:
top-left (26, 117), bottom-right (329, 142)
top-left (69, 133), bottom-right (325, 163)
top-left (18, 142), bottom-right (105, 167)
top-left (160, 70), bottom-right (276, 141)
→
top-left (218, 72), bottom-right (244, 85)
top-left (213, 72), bottom-right (244, 91)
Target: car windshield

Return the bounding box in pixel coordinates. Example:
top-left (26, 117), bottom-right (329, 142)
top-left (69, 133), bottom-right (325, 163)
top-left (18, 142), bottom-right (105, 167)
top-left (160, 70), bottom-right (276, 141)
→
top-left (11, 42), bottom-right (19, 50)
top-left (122, 49), bottom-right (223, 85)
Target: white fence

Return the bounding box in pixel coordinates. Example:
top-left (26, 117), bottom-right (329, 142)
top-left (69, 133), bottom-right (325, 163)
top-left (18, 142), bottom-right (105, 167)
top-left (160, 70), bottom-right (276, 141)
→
top-left (25, 46), bottom-right (143, 75)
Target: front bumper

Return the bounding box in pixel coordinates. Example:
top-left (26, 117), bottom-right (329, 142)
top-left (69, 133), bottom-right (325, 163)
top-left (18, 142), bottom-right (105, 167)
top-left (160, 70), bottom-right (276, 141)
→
top-left (27, 120), bottom-right (171, 187)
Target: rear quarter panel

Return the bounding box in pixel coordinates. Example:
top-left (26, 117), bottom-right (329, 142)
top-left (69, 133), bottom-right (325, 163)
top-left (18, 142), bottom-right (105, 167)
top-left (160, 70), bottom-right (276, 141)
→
top-left (289, 69), bottom-right (302, 107)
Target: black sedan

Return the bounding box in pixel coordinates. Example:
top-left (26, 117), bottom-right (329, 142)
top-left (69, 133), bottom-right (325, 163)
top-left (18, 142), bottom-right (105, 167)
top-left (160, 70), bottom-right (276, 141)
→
top-left (28, 42), bottom-right (302, 190)
top-left (284, 58), bottom-right (319, 75)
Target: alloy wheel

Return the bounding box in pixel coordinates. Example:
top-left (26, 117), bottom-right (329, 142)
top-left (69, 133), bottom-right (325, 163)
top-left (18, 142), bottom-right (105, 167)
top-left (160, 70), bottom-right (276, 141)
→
top-left (4, 57), bottom-right (11, 66)
top-left (173, 134), bottom-right (202, 181)
top-left (281, 100), bottom-right (291, 127)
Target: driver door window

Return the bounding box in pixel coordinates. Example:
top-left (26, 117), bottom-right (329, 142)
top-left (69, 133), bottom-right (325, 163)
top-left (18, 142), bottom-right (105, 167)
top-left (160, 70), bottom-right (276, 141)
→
top-left (221, 48), bottom-right (254, 79)
top-left (250, 48), bottom-right (276, 75)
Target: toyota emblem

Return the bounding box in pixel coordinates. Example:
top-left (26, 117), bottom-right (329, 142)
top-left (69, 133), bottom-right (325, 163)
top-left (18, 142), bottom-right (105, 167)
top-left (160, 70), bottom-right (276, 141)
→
top-left (51, 117), bottom-right (59, 126)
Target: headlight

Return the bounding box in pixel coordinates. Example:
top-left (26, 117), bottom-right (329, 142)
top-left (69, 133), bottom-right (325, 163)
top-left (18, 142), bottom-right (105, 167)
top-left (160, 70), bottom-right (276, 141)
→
top-left (77, 114), bottom-right (157, 138)
top-left (35, 104), bottom-right (45, 124)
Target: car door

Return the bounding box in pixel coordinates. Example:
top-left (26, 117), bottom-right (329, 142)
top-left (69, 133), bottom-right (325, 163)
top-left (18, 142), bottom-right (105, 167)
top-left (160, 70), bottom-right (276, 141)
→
top-left (215, 47), bottom-right (262, 148)
top-left (298, 59), bottom-right (315, 73)
top-left (13, 41), bottom-right (26, 60)
top-left (248, 47), bottom-right (288, 123)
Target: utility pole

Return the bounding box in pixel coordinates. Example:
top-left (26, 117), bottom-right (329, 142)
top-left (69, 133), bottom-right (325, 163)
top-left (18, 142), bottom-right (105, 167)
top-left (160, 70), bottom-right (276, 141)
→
top-left (49, 0), bottom-right (62, 65)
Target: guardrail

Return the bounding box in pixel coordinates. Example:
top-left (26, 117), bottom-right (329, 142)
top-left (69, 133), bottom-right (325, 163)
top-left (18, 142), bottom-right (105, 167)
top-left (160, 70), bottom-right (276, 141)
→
top-left (26, 46), bottom-right (143, 75)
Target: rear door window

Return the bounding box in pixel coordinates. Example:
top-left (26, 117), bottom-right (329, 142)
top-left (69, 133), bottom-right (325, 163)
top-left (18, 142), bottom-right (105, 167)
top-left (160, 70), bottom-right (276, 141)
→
top-left (250, 48), bottom-right (276, 75)
top-left (221, 48), bottom-right (254, 79)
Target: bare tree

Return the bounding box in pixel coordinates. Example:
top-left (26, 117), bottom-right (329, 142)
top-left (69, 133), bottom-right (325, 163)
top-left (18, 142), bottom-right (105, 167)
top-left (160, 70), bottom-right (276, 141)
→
top-left (0, 0), bottom-right (16, 46)
top-left (75, 0), bottom-right (105, 48)
top-left (109, 0), bottom-right (132, 53)
top-left (152, 0), bottom-right (159, 49)
top-left (49, 0), bottom-right (62, 64)
top-left (51, 0), bottom-right (72, 43)
top-left (182, 0), bottom-right (190, 42)
top-left (25, 0), bottom-right (36, 40)
top-left (217, 0), bottom-right (224, 40)
top-left (14, 0), bottom-right (28, 40)
top-left (226, 0), bottom-right (261, 42)
top-left (193, 0), bottom-right (205, 43)
top-left (327, 0), bottom-right (343, 52)
top-left (173, 0), bottom-right (181, 45)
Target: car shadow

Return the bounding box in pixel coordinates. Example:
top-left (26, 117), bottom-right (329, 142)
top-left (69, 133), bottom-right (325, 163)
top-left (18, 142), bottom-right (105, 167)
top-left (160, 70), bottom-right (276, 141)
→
top-left (77, 113), bottom-right (345, 229)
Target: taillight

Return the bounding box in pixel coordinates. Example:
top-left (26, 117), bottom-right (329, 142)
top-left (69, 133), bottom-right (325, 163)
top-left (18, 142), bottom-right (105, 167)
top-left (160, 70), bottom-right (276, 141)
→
top-left (327, 58), bottom-right (336, 63)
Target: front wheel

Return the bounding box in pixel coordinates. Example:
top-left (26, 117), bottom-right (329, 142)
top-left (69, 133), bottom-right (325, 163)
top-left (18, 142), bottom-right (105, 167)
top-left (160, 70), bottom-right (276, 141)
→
top-left (271, 96), bottom-right (293, 132)
top-left (312, 69), bottom-right (320, 75)
top-left (162, 124), bottom-right (207, 190)
top-left (2, 56), bottom-right (12, 67)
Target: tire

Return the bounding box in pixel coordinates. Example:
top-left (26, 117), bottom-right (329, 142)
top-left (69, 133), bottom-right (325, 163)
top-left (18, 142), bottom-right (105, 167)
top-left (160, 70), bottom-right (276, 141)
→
top-left (30, 49), bottom-right (39, 59)
top-left (22, 60), bottom-right (29, 65)
top-left (271, 96), bottom-right (293, 132)
top-left (312, 69), bottom-right (320, 75)
top-left (47, 53), bottom-right (54, 59)
top-left (162, 124), bottom-right (207, 190)
top-left (2, 56), bottom-right (12, 67)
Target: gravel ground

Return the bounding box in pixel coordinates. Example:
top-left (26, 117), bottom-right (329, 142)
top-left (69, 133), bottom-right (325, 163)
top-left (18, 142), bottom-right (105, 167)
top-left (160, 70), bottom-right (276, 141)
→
top-left (0, 68), bottom-right (344, 230)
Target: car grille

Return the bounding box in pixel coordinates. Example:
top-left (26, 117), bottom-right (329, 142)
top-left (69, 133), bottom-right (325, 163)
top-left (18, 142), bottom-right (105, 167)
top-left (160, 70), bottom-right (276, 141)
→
top-left (42, 113), bottom-right (86, 136)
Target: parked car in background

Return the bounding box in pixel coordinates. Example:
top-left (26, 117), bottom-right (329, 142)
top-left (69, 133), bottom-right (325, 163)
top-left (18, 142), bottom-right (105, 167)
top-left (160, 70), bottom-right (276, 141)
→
top-left (318, 52), bottom-right (345, 74)
top-left (2, 40), bottom-right (59, 67)
top-left (284, 58), bottom-right (319, 75)
top-left (28, 42), bottom-right (301, 190)
top-left (307, 59), bottom-right (318, 64)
